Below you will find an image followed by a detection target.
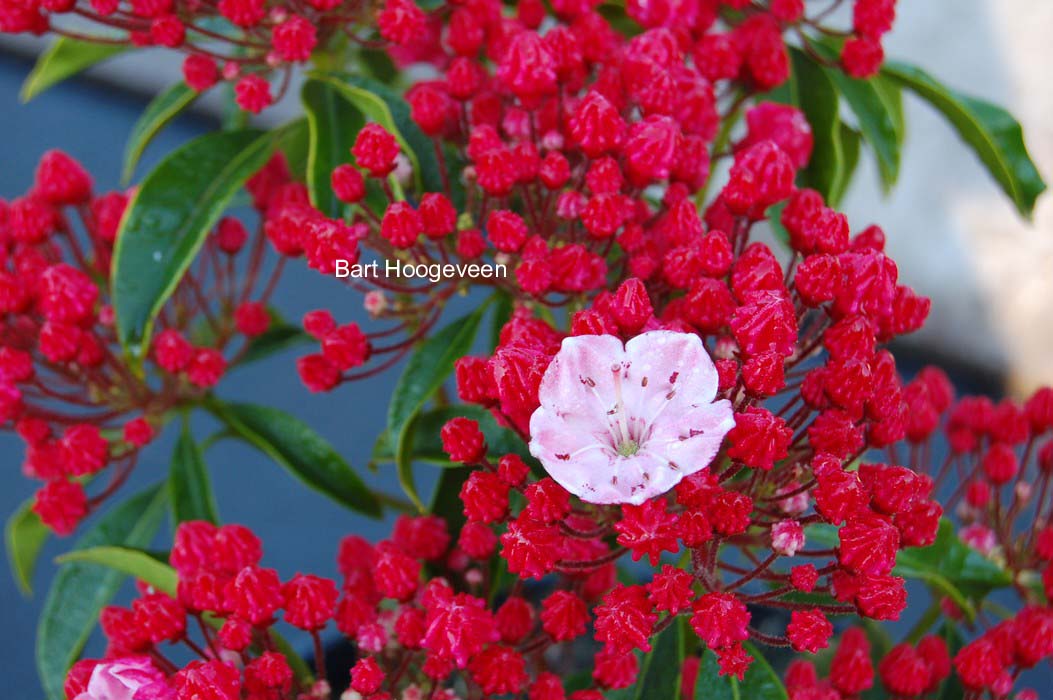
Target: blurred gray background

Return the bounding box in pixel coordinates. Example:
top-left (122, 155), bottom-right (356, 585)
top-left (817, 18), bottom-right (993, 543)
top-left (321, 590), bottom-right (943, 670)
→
top-left (2, 0), bottom-right (1053, 697)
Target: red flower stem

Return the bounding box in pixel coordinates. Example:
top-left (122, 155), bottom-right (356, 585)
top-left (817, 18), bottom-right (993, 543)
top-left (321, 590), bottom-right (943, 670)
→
top-left (310, 630), bottom-right (327, 682)
top-left (725, 553), bottom-right (778, 591)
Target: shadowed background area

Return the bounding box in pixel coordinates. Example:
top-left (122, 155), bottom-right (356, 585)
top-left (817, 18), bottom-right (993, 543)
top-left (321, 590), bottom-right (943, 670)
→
top-left (2, 0), bottom-right (1053, 696)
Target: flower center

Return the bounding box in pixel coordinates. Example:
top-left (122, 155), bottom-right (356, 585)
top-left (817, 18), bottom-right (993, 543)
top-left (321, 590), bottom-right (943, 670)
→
top-left (617, 439), bottom-right (640, 457)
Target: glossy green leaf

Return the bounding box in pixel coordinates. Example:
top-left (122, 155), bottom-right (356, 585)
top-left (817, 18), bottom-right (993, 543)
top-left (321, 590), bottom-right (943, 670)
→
top-left (809, 519), bottom-right (1012, 620)
top-left (207, 400), bottom-right (382, 518)
top-left (489, 290), bottom-right (514, 351)
top-left (388, 305), bottom-right (488, 510)
top-left (57, 546), bottom-right (178, 595)
top-left (5, 500), bottom-right (49, 596)
top-left (21, 38), bottom-right (126, 102)
top-left (883, 61), bottom-right (1047, 217)
top-left (694, 642), bottom-right (788, 700)
top-left (809, 41), bottom-right (901, 190)
top-left (609, 619), bottom-right (684, 700)
top-left (58, 546), bottom-right (314, 686)
top-left (112, 128), bottom-right (279, 360)
top-left (892, 519), bottom-right (1013, 603)
top-left (936, 624), bottom-right (966, 700)
top-left (308, 72), bottom-right (446, 197)
top-left (790, 50), bottom-right (843, 202)
top-left (429, 466), bottom-right (472, 537)
top-left (236, 322), bottom-right (314, 368)
top-left (766, 201), bottom-right (790, 245)
top-left (829, 125), bottom-right (863, 207)
top-left (303, 78), bottom-right (366, 218)
top-left (375, 403), bottom-right (535, 468)
top-left (122, 82), bottom-right (198, 185)
top-left (169, 420), bottom-right (220, 525)
top-left (872, 75), bottom-right (906, 146)
top-left (37, 484), bottom-right (167, 700)
top-left (276, 117), bottom-right (310, 181)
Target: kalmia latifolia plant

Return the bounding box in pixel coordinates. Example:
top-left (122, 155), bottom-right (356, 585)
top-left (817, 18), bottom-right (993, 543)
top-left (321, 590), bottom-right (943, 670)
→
top-left (1, 0), bottom-right (1050, 699)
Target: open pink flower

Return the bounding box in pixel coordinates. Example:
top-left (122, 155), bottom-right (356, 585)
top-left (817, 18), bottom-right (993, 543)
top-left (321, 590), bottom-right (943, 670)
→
top-left (528, 331), bottom-right (734, 504)
top-left (75, 656), bottom-right (173, 700)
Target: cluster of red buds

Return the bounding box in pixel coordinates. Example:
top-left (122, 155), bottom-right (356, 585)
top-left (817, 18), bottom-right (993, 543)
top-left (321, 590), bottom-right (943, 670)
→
top-left (268, 0), bottom-right (903, 392)
top-left (0, 0), bottom-right (382, 113)
top-left (0, 0), bottom-right (896, 113)
top-left (0, 151), bottom-right (291, 534)
top-left (5, 0), bottom-right (1047, 698)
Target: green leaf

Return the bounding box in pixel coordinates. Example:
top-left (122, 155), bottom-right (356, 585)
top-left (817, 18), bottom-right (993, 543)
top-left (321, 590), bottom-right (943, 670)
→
top-left (122, 82), bottom-right (198, 185)
top-left (236, 322), bottom-right (314, 368)
top-left (57, 546), bottom-right (314, 687)
top-left (790, 49), bottom-right (844, 202)
top-left (207, 400), bottom-right (382, 518)
top-left (609, 619), bottom-right (684, 700)
top-left (303, 78), bottom-right (366, 218)
top-left (693, 642), bottom-right (788, 700)
top-left (21, 38), bottom-right (126, 102)
top-left (56, 546), bottom-right (178, 595)
top-left (5, 500), bottom-right (49, 596)
top-left (37, 484), bottom-right (167, 700)
top-left (872, 75), bottom-right (906, 146)
top-left (809, 519), bottom-right (1012, 620)
top-left (429, 466), bottom-right (472, 537)
top-left (489, 290), bottom-right (514, 351)
top-left (388, 305), bottom-right (488, 510)
top-left (375, 403), bottom-right (535, 469)
top-left (936, 624), bottom-right (966, 700)
top-left (112, 128), bottom-right (279, 360)
top-left (169, 420), bottom-right (220, 525)
top-left (829, 125), bottom-right (862, 207)
top-left (883, 61), bottom-right (1047, 217)
top-left (766, 201), bottom-right (790, 245)
top-left (891, 519), bottom-right (1013, 604)
top-left (276, 117), bottom-right (310, 182)
top-left (308, 72), bottom-right (447, 198)
top-left (808, 41), bottom-right (901, 191)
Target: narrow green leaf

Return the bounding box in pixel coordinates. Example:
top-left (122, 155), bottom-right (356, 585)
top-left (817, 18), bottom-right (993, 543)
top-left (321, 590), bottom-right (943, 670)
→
top-left (694, 642), bottom-right (788, 700)
top-left (57, 546), bottom-right (314, 687)
top-left (269, 630), bottom-right (315, 687)
top-left (872, 75), bottom-right (906, 146)
top-left (489, 290), bottom-right (514, 351)
top-left (610, 618), bottom-right (684, 700)
top-left (936, 624), bottom-right (966, 700)
top-left (790, 49), bottom-right (843, 201)
top-left (5, 500), bottom-right (49, 596)
top-left (236, 323), bottom-right (314, 368)
top-left (828, 73), bottom-right (899, 190)
top-left (829, 125), bottom-right (862, 207)
top-left (388, 305), bottom-right (488, 510)
top-left (122, 82), bottom-right (198, 185)
top-left (207, 400), bottom-right (382, 518)
top-left (883, 61), bottom-right (1047, 217)
top-left (809, 519), bottom-right (1012, 620)
top-left (56, 546), bottom-right (178, 595)
top-left (891, 519), bottom-right (1013, 602)
top-left (112, 129), bottom-right (278, 360)
top-left (766, 201), bottom-right (790, 245)
top-left (808, 41), bottom-right (900, 190)
top-left (303, 78), bottom-right (365, 218)
top-left (308, 72), bottom-right (447, 198)
top-left (37, 484), bottom-right (167, 700)
top-left (21, 38), bottom-right (126, 102)
top-left (429, 466), bottom-right (472, 538)
top-left (276, 117), bottom-right (310, 181)
top-left (375, 404), bottom-right (535, 469)
top-left (169, 421), bottom-right (220, 525)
